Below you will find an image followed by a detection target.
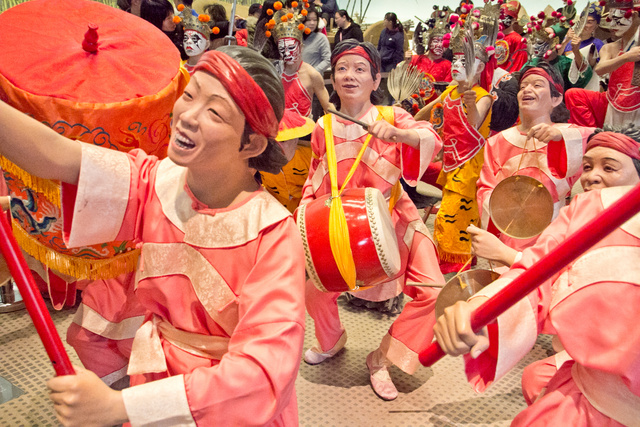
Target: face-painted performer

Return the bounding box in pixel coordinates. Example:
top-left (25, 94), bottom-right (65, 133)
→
top-left (0, 46), bottom-right (308, 426)
top-left (435, 126), bottom-right (640, 426)
top-left (299, 38), bottom-right (446, 401)
top-left (498, 0), bottom-right (528, 72)
top-left (175, 6), bottom-right (212, 73)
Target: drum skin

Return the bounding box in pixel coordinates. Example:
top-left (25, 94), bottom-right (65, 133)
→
top-left (297, 187), bottom-right (401, 293)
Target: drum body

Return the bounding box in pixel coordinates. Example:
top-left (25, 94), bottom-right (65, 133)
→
top-left (296, 187), bottom-right (401, 293)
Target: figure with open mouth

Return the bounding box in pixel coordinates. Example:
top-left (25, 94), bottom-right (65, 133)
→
top-left (0, 46), bottom-right (307, 426)
top-left (175, 6), bottom-right (212, 75)
top-left (299, 39), bottom-right (446, 402)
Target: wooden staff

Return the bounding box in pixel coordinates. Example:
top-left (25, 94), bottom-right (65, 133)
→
top-left (420, 183), bottom-right (640, 367)
top-left (0, 210), bottom-right (74, 376)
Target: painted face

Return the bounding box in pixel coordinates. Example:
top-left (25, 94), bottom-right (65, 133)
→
top-left (610, 8), bottom-right (633, 37)
top-left (168, 72), bottom-right (247, 174)
top-left (183, 30), bottom-right (209, 57)
top-left (429, 36), bottom-right (444, 57)
top-left (580, 146), bottom-right (640, 191)
top-left (278, 38), bottom-right (301, 64)
top-left (500, 13), bottom-right (513, 28)
top-left (451, 55), bottom-right (481, 82)
top-left (332, 54), bottom-right (379, 106)
top-left (531, 37), bottom-right (551, 58)
top-left (517, 74), bottom-right (560, 117)
top-left (162, 12), bottom-right (177, 32)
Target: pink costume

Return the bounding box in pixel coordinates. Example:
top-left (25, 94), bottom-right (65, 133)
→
top-left (62, 144), bottom-right (306, 426)
top-left (477, 124), bottom-right (592, 252)
top-left (300, 105), bottom-right (446, 374)
top-left (282, 67), bottom-right (312, 117)
top-left (462, 186), bottom-right (640, 426)
top-left (500, 31), bottom-right (528, 73)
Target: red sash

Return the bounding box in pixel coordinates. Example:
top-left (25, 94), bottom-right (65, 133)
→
top-left (441, 91), bottom-right (486, 172)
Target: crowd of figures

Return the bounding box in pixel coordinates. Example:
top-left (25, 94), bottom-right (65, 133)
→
top-left (0, 0), bottom-right (639, 425)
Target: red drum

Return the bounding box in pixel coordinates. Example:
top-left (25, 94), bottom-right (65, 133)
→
top-left (296, 187), bottom-right (401, 292)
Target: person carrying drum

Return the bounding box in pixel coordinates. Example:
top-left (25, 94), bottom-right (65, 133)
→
top-left (299, 39), bottom-right (446, 401)
top-left (0, 46), bottom-right (306, 426)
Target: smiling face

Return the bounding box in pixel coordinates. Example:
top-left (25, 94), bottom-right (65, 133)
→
top-left (332, 54), bottom-right (380, 107)
top-left (429, 36), bottom-right (444, 57)
top-left (278, 38), bottom-right (301, 64)
top-left (610, 8), bottom-right (633, 37)
top-left (517, 73), bottom-right (562, 117)
top-left (168, 72), bottom-right (247, 173)
top-left (580, 146), bottom-right (640, 191)
top-left (183, 30), bottom-right (210, 57)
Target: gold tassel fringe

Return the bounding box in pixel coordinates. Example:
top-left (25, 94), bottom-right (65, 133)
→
top-left (438, 250), bottom-right (472, 265)
top-left (12, 220), bottom-right (139, 280)
top-left (0, 156), bottom-right (61, 207)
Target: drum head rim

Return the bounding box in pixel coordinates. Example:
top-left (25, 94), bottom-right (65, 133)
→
top-left (365, 188), bottom-right (401, 278)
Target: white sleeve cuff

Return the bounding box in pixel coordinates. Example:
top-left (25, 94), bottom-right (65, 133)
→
top-left (65, 144), bottom-right (130, 248)
top-left (559, 127), bottom-right (586, 178)
top-left (122, 375), bottom-right (196, 427)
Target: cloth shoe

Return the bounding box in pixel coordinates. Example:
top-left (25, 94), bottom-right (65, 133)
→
top-left (303, 330), bottom-right (347, 365)
top-left (366, 350), bottom-right (398, 401)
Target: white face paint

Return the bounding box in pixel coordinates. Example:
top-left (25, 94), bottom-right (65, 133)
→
top-left (611, 8), bottom-right (633, 37)
top-left (278, 38), bottom-right (301, 64)
top-left (531, 38), bottom-right (551, 58)
top-left (451, 55), bottom-right (481, 82)
top-left (183, 30), bottom-right (209, 57)
top-left (500, 14), bottom-right (513, 28)
top-left (429, 36), bottom-right (444, 57)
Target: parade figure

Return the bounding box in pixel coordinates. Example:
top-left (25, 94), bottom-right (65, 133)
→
top-left (476, 62), bottom-right (593, 258)
top-left (421, 21), bottom-right (495, 273)
top-left (175, 6), bottom-right (212, 75)
top-left (434, 127), bottom-right (640, 426)
top-left (300, 39), bottom-right (445, 401)
top-left (498, 0), bottom-right (528, 72)
top-left (1, 46), bottom-right (306, 426)
top-left (565, 0), bottom-right (640, 128)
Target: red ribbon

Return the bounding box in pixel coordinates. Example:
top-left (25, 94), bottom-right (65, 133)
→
top-left (193, 51), bottom-right (279, 139)
top-left (521, 67), bottom-right (564, 95)
top-left (331, 46), bottom-right (378, 74)
top-left (587, 131), bottom-right (640, 160)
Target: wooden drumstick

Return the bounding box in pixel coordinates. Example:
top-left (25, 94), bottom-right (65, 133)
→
top-left (328, 108), bottom-right (397, 142)
top-left (406, 281), bottom-right (445, 288)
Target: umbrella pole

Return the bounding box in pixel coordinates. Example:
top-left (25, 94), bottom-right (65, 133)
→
top-left (0, 210), bottom-right (74, 376)
top-left (225, 0), bottom-right (239, 46)
top-left (420, 183), bottom-right (640, 367)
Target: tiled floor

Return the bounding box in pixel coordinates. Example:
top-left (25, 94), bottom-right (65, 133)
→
top-left (0, 212), bottom-right (555, 426)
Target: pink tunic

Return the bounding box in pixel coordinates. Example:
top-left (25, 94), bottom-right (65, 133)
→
top-left (300, 105), bottom-right (446, 374)
top-left (477, 124), bottom-right (592, 252)
top-left (62, 145), bottom-right (306, 427)
top-left (463, 186), bottom-right (640, 426)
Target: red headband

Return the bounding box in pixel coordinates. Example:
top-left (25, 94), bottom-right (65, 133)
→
top-left (521, 67), bottom-right (564, 95)
top-left (331, 46), bottom-right (378, 74)
top-left (193, 51), bottom-right (279, 139)
top-left (587, 132), bottom-right (640, 160)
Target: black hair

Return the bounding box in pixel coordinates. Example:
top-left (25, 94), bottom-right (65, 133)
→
top-left (589, 123), bottom-right (640, 178)
top-left (336, 9), bottom-right (353, 23)
top-left (302, 6), bottom-right (322, 36)
top-left (215, 45), bottom-right (287, 173)
top-left (140, 0), bottom-right (174, 30)
top-left (249, 3), bottom-right (262, 15)
top-left (204, 3), bottom-right (228, 22)
top-left (329, 40), bottom-right (383, 108)
top-left (384, 12), bottom-right (404, 32)
top-left (181, 0), bottom-right (194, 6)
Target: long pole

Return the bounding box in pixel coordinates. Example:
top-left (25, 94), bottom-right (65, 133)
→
top-left (225, 0), bottom-right (238, 45)
top-left (419, 183), bottom-right (640, 366)
top-left (0, 211), bottom-right (74, 376)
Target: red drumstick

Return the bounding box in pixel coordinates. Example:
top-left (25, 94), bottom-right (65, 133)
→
top-left (420, 183), bottom-right (640, 367)
top-left (0, 210), bottom-right (74, 376)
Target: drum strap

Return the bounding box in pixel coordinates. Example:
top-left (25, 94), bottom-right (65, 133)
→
top-left (322, 106), bottom-right (395, 290)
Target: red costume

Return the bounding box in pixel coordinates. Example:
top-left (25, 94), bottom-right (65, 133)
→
top-left (409, 54), bottom-right (453, 103)
top-left (500, 31), bottom-right (528, 73)
top-left (282, 67), bottom-right (312, 117)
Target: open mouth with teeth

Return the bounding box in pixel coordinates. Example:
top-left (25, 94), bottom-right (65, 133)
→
top-left (175, 132), bottom-right (196, 149)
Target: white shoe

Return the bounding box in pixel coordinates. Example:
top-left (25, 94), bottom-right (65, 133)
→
top-left (303, 331), bottom-right (347, 365)
top-left (366, 350), bottom-right (398, 401)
